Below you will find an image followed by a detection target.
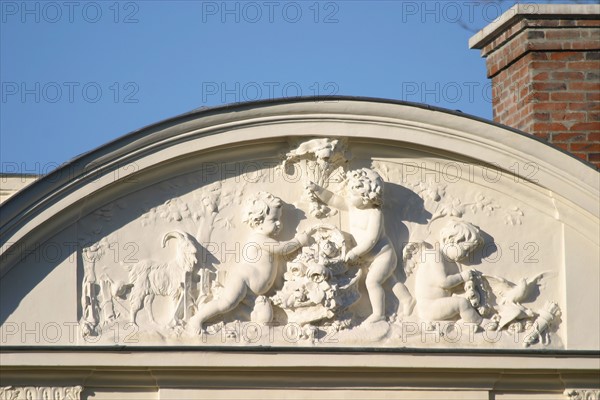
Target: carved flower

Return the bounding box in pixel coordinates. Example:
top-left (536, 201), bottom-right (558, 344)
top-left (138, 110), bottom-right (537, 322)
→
top-left (431, 196), bottom-right (464, 220)
top-left (158, 198), bottom-right (191, 222)
top-left (414, 181), bottom-right (446, 203)
top-left (504, 207), bottom-right (524, 225)
top-left (471, 193), bottom-right (499, 216)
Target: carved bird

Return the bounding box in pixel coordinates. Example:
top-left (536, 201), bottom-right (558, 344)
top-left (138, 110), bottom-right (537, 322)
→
top-left (483, 272), bottom-right (552, 331)
top-left (483, 272), bottom-right (551, 306)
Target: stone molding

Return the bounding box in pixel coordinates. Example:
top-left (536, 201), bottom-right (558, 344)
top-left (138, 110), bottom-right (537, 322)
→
top-left (2, 99), bottom-right (597, 277)
top-left (469, 4), bottom-right (600, 49)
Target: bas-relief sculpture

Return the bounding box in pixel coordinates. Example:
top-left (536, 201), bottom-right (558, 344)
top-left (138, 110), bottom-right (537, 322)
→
top-left (0, 386), bottom-right (82, 400)
top-left (565, 390), bottom-right (600, 400)
top-left (76, 137), bottom-right (563, 348)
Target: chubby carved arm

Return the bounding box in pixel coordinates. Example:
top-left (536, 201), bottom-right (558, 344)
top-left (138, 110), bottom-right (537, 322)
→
top-left (306, 181), bottom-right (347, 211)
top-left (440, 269), bottom-right (472, 289)
top-left (265, 232), bottom-right (311, 256)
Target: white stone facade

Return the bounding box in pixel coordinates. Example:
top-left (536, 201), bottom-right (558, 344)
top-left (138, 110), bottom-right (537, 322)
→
top-left (1, 99), bottom-right (598, 398)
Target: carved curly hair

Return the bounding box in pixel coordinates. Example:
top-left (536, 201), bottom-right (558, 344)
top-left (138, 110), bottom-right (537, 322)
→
top-left (439, 220), bottom-right (483, 261)
top-left (242, 191), bottom-right (282, 228)
top-left (346, 168), bottom-right (384, 207)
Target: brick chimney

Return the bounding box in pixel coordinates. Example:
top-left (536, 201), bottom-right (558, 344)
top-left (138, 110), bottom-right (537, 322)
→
top-left (469, 4), bottom-right (600, 167)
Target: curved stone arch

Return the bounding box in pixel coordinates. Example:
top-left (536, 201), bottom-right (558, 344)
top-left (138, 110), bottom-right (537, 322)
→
top-left (1, 97), bottom-right (597, 276)
top-left (0, 98), bottom-right (600, 351)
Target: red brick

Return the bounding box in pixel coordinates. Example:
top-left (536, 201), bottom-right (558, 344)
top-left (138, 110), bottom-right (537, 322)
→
top-left (569, 102), bottom-right (600, 111)
top-left (570, 122), bottom-right (600, 131)
top-left (533, 82), bottom-right (567, 91)
top-left (550, 92), bottom-right (585, 101)
top-left (588, 132), bottom-right (600, 141)
top-left (569, 81), bottom-right (600, 91)
top-left (531, 61), bottom-right (567, 70)
top-left (571, 41), bottom-right (600, 50)
top-left (533, 122), bottom-right (568, 132)
top-left (481, 18), bottom-right (599, 162)
top-left (532, 72), bottom-right (550, 81)
top-left (530, 41), bottom-right (567, 51)
top-left (558, 20), bottom-right (576, 28)
top-left (588, 153), bottom-right (600, 165)
top-left (550, 112), bottom-right (587, 121)
top-left (551, 71), bottom-right (585, 80)
top-left (549, 52), bottom-right (584, 61)
top-left (568, 61), bottom-right (600, 70)
top-left (570, 143), bottom-right (600, 151)
top-left (545, 30), bottom-right (582, 40)
top-left (531, 92), bottom-right (550, 101)
top-left (530, 52), bottom-right (549, 60)
top-left (586, 52), bottom-right (600, 60)
top-left (583, 29), bottom-right (600, 39)
top-left (528, 20), bottom-right (558, 28)
top-left (589, 113), bottom-right (600, 122)
top-left (586, 72), bottom-right (600, 80)
top-left (533, 112), bottom-right (550, 121)
top-left (528, 30), bottom-right (545, 39)
top-left (552, 132), bottom-right (586, 142)
top-left (576, 21), bottom-right (600, 27)
top-left (535, 102), bottom-right (569, 111)
top-left (587, 92), bottom-right (600, 101)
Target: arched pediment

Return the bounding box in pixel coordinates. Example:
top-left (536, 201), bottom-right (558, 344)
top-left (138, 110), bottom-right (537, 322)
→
top-left (1, 97), bottom-right (598, 352)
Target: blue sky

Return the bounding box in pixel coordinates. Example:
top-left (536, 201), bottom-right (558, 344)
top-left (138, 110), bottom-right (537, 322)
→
top-left (1, 0), bottom-right (593, 173)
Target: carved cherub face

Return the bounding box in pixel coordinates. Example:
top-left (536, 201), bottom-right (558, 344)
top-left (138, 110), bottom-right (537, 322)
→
top-left (260, 210), bottom-right (282, 236)
top-left (243, 192), bottom-right (283, 236)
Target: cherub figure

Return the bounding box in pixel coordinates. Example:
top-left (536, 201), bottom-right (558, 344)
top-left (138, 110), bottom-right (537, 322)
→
top-left (412, 220), bottom-right (484, 325)
top-left (188, 192), bottom-right (311, 333)
top-left (307, 168), bottom-right (414, 324)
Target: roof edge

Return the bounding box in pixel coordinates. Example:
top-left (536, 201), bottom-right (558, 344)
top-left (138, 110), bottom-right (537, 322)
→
top-left (1, 96), bottom-right (595, 219)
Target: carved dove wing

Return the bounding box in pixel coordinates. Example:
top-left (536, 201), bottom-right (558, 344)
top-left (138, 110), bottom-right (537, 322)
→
top-left (482, 274), bottom-right (517, 304)
top-left (525, 271), bottom-right (552, 286)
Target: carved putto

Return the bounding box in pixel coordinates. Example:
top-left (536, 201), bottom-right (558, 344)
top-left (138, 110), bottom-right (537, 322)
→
top-left (77, 137), bottom-right (563, 348)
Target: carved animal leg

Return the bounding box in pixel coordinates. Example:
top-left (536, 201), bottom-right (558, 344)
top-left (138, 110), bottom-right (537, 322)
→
top-left (129, 294), bottom-right (144, 325)
top-left (144, 294), bottom-right (157, 325)
top-left (169, 290), bottom-right (184, 328)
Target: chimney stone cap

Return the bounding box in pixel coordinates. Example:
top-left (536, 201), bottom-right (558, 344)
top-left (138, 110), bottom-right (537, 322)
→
top-left (469, 3), bottom-right (600, 49)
